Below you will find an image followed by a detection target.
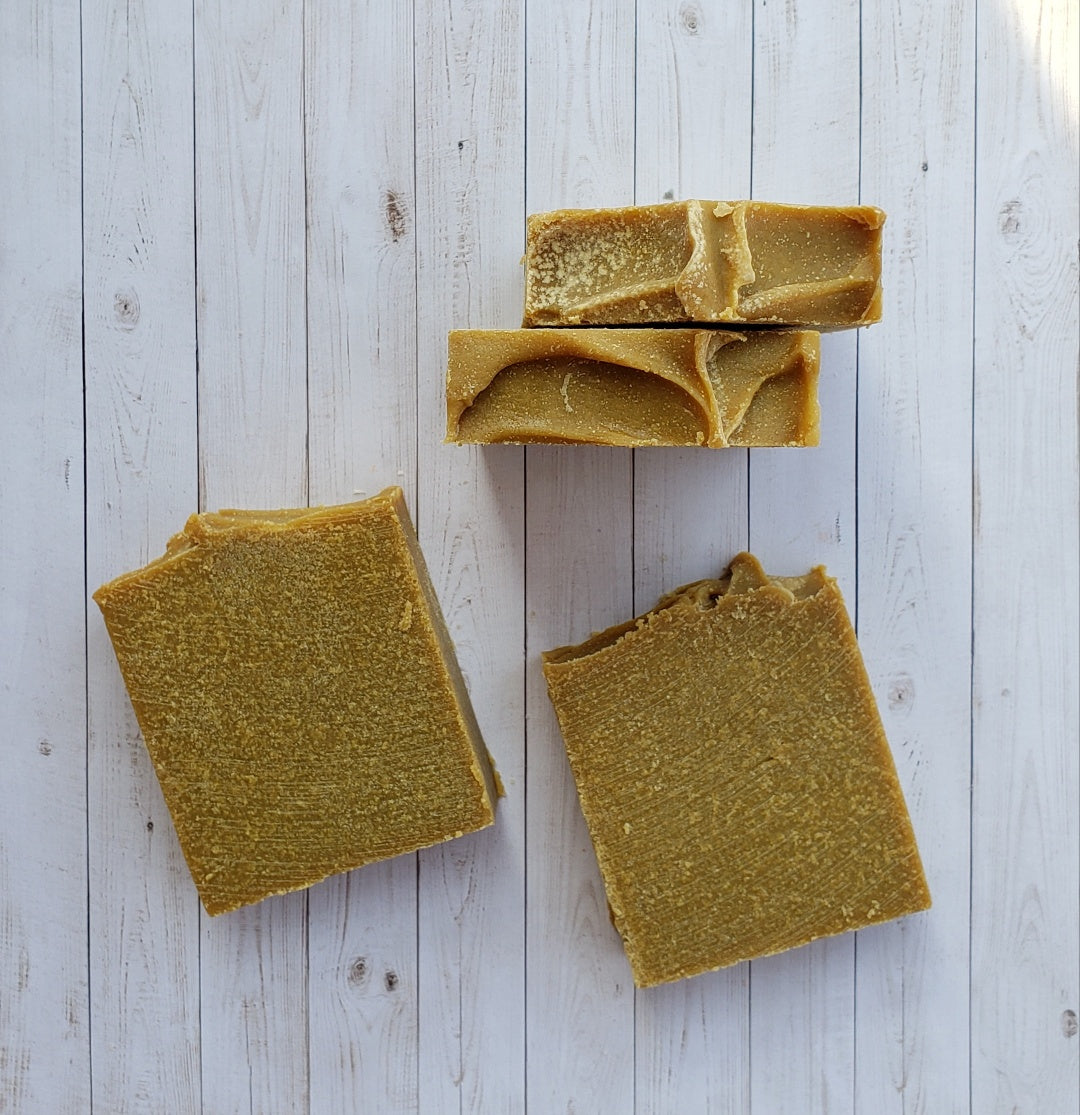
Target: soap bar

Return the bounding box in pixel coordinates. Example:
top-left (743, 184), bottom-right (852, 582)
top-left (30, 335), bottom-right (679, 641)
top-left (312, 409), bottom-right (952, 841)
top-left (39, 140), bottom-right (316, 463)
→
top-left (94, 489), bottom-right (497, 915)
top-left (446, 328), bottom-right (819, 447)
top-left (542, 553), bottom-right (930, 987)
top-left (523, 200), bottom-right (884, 328)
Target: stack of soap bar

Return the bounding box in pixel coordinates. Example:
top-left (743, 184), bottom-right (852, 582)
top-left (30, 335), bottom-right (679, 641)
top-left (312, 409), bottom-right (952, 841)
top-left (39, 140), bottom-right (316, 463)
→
top-left (543, 553), bottom-right (930, 987)
top-left (523, 199), bottom-right (884, 328)
top-left (94, 489), bottom-right (497, 915)
top-left (446, 328), bottom-right (820, 447)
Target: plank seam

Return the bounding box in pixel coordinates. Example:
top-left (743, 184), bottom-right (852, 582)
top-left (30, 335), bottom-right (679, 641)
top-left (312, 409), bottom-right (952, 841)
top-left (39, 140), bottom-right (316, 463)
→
top-left (80, 0), bottom-right (92, 1106)
top-left (631, 0), bottom-right (639, 1103)
top-left (300, 2), bottom-right (312, 1109)
top-left (519, 2), bottom-right (528, 1103)
top-left (747, 6), bottom-right (757, 1106)
top-left (968, 1), bottom-right (979, 1110)
top-left (853, 0), bottom-right (863, 1106)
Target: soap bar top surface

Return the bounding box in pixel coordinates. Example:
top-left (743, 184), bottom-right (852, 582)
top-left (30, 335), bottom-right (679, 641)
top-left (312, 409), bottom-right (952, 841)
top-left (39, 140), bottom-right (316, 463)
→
top-left (543, 554), bottom-right (930, 987)
top-left (522, 200), bottom-right (884, 328)
top-left (94, 489), bottom-right (497, 915)
top-left (446, 328), bottom-right (820, 448)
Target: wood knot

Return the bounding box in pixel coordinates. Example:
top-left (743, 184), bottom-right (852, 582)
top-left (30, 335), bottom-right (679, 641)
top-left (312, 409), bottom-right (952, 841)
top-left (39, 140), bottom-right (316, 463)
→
top-left (1062, 1009), bottom-right (1077, 1038)
top-left (146, 820), bottom-right (154, 832)
top-left (384, 191), bottom-right (407, 242)
top-left (347, 956), bottom-right (367, 988)
top-left (37, 739), bottom-right (52, 756)
top-left (384, 970), bottom-right (399, 992)
top-left (114, 289), bottom-right (140, 328)
top-left (998, 199), bottom-right (1022, 240)
top-left (887, 674), bottom-right (914, 710)
top-left (679, 3), bottom-right (702, 34)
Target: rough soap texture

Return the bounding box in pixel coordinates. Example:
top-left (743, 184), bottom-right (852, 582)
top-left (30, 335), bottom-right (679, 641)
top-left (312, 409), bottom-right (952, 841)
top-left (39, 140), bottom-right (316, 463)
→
top-left (523, 200), bottom-right (884, 328)
top-left (94, 489), bottom-right (497, 915)
top-left (447, 328), bottom-right (819, 447)
top-left (543, 554), bottom-right (930, 987)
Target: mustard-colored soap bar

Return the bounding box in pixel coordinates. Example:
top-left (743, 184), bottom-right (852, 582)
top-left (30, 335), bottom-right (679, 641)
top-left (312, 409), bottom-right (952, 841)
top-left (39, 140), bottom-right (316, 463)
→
top-left (543, 553), bottom-right (930, 987)
top-left (446, 328), bottom-right (819, 447)
top-left (94, 489), bottom-right (497, 915)
top-left (523, 200), bottom-right (884, 328)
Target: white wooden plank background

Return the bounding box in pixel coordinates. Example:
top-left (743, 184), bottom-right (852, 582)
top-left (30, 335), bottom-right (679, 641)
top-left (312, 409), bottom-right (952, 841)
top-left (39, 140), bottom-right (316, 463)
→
top-left (1, 0), bottom-right (1077, 1111)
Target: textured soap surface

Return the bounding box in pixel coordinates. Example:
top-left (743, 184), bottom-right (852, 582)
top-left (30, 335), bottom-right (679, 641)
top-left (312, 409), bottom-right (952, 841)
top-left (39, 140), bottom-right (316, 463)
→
top-left (447, 328), bottom-right (820, 447)
top-left (543, 553), bottom-right (930, 987)
top-left (94, 489), bottom-right (497, 915)
top-left (523, 200), bottom-right (884, 328)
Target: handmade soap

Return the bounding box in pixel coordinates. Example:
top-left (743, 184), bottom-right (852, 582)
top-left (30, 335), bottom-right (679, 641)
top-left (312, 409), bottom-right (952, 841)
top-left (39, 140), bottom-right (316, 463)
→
top-left (523, 200), bottom-right (883, 328)
top-left (446, 328), bottom-right (819, 447)
top-left (94, 489), bottom-right (497, 915)
top-left (542, 553), bottom-right (930, 987)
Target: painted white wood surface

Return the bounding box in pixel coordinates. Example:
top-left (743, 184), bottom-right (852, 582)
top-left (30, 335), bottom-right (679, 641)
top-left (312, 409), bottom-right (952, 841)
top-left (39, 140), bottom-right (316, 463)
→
top-left (746, 3), bottom-right (861, 1110)
top-left (414, 1), bottom-right (526, 1110)
top-left (524, 3), bottom-right (637, 1108)
top-left (633, 4), bottom-right (753, 1111)
top-left (82, 1), bottom-right (201, 1110)
top-left (2, 0), bottom-right (1077, 1112)
top-left (304, 3), bottom-right (421, 1112)
top-left (971, 0), bottom-right (1079, 1110)
top-left (194, 2), bottom-right (311, 1112)
top-left (856, 1), bottom-right (976, 1111)
top-left (0, 3), bottom-right (89, 1113)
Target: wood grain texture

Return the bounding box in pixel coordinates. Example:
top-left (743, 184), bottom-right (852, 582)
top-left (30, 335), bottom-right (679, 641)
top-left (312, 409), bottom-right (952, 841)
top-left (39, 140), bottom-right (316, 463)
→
top-left (194, 0), bottom-right (310, 1110)
top-left (632, 2), bottom-right (753, 1110)
top-left (414, 1), bottom-right (527, 1110)
top-left (855, 2), bottom-right (975, 1111)
top-left (747, 1), bottom-right (860, 1110)
top-left (5, 0), bottom-right (1080, 1109)
top-left (81, 0), bottom-right (201, 1110)
top-left (524, 5), bottom-right (637, 1108)
top-left (0, 3), bottom-right (88, 1112)
top-left (971, 0), bottom-right (1080, 1110)
top-left (304, 3), bottom-right (420, 1111)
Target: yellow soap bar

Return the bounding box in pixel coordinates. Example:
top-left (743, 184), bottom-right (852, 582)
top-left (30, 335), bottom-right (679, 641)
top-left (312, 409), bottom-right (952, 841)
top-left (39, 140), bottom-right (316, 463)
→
top-left (523, 200), bottom-right (884, 328)
top-left (543, 553), bottom-right (930, 987)
top-left (446, 328), bottom-right (819, 447)
top-left (94, 489), bottom-right (497, 915)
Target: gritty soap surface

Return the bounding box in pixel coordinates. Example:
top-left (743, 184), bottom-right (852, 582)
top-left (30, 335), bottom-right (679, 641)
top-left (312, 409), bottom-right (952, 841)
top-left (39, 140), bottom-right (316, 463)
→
top-left (94, 489), bottom-right (495, 915)
top-left (543, 554), bottom-right (930, 987)
top-left (523, 200), bottom-right (884, 328)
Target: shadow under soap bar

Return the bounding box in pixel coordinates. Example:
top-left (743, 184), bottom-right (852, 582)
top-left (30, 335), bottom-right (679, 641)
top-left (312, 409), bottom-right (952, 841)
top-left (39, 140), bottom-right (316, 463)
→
top-left (543, 553), bottom-right (930, 987)
top-left (94, 489), bottom-right (497, 915)
top-left (523, 200), bottom-right (884, 328)
top-left (447, 328), bottom-right (819, 447)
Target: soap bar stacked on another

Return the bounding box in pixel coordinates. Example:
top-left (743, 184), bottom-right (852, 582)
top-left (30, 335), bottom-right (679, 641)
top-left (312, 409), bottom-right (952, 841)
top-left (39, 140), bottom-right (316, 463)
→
top-left (94, 489), bottom-right (497, 916)
top-left (446, 199), bottom-right (884, 447)
top-left (543, 554), bottom-right (930, 987)
top-left (523, 200), bottom-right (884, 327)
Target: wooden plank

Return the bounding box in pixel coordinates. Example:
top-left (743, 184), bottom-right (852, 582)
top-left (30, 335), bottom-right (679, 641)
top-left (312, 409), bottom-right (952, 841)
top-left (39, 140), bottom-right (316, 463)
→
top-left (632, 1), bottom-right (753, 1110)
top-left (854, 2), bottom-right (975, 1111)
top-left (0, 3), bottom-right (89, 1112)
top-left (746, 1), bottom-right (860, 1110)
top-left (523, 2), bottom-right (637, 1109)
top-left (81, 1), bottom-right (202, 1110)
top-left (303, 2), bottom-right (419, 1110)
top-left (971, 0), bottom-right (1079, 1109)
top-left (412, 1), bottom-right (526, 1111)
top-left (194, 0), bottom-right (310, 1109)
